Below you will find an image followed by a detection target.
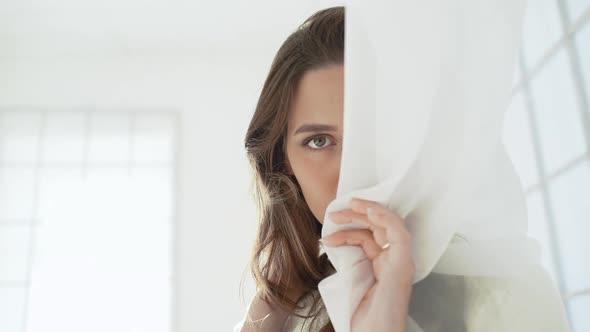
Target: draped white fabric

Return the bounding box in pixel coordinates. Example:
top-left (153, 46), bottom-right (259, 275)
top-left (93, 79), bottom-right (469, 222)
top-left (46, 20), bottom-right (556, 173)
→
top-left (318, 1), bottom-right (571, 331)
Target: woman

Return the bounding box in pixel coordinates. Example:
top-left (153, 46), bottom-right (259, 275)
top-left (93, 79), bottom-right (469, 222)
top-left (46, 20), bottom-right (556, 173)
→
top-left (237, 6), bottom-right (415, 331)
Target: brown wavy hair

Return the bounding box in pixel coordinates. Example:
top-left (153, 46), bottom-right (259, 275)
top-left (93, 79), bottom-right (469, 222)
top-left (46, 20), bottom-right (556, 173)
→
top-left (241, 6), bottom-right (344, 332)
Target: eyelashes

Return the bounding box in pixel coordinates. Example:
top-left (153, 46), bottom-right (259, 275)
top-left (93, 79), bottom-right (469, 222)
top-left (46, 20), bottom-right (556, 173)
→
top-left (303, 134), bottom-right (336, 151)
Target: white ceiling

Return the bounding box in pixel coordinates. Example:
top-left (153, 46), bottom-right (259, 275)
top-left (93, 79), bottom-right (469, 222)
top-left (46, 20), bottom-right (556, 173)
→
top-left (0, 0), bottom-right (344, 58)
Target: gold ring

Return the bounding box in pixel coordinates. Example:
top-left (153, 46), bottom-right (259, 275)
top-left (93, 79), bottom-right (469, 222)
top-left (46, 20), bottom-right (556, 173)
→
top-left (381, 242), bottom-right (391, 250)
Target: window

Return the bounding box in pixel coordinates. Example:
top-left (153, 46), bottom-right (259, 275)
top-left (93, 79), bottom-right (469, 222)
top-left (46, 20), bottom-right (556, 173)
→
top-left (0, 110), bottom-right (176, 332)
top-left (503, 1), bottom-right (590, 330)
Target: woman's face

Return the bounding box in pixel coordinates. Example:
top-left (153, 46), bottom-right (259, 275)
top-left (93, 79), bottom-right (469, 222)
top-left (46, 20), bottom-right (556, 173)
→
top-left (285, 63), bottom-right (343, 225)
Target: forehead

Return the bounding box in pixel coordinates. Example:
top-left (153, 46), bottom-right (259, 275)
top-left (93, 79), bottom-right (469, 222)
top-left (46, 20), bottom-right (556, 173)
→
top-left (288, 64), bottom-right (344, 134)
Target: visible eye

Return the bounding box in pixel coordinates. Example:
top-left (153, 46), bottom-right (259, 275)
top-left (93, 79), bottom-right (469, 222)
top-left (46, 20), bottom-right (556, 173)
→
top-left (303, 135), bottom-right (335, 150)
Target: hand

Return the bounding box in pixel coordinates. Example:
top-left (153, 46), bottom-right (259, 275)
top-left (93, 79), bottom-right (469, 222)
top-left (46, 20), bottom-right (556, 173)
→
top-left (320, 197), bottom-right (415, 332)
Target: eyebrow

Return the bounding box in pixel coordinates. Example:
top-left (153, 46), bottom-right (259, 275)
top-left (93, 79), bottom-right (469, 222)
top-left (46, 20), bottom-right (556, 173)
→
top-left (294, 123), bottom-right (338, 135)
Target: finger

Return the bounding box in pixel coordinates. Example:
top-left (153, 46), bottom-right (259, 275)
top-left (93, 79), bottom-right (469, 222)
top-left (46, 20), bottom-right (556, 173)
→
top-left (320, 229), bottom-right (382, 260)
top-left (328, 209), bottom-right (388, 246)
top-left (368, 207), bottom-right (411, 245)
top-left (351, 198), bottom-right (410, 243)
top-left (327, 209), bottom-right (370, 226)
top-left (330, 207), bottom-right (410, 245)
top-left (350, 198), bottom-right (405, 228)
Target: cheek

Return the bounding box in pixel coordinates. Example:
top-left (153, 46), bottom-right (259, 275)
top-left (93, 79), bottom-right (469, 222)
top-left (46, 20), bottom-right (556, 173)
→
top-left (291, 151), bottom-right (341, 220)
top-left (300, 162), bottom-right (332, 192)
top-left (295, 152), bottom-right (338, 185)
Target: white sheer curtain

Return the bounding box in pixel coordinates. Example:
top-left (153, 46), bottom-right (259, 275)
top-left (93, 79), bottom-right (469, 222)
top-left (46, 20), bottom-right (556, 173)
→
top-left (318, 1), bottom-right (570, 331)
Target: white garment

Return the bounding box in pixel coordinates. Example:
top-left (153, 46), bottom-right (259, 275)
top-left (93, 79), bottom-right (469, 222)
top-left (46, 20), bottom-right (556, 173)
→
top-left (233, 290), bottom-right (330, 332)
top-left (281, 291), bottom-right (331, 331)
top-left (317, 0), bottom-right (570, 331)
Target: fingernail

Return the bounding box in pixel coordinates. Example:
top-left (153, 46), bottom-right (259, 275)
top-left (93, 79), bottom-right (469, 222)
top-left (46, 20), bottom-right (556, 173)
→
top-left (367, 207), bottom-right (375, 216)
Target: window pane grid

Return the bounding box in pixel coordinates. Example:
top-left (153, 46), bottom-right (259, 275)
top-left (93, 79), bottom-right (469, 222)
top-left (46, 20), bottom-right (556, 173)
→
top-left (0, 109), bottom-right (177, 332)
top-left (509, 1), bottom-right (590, 330)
